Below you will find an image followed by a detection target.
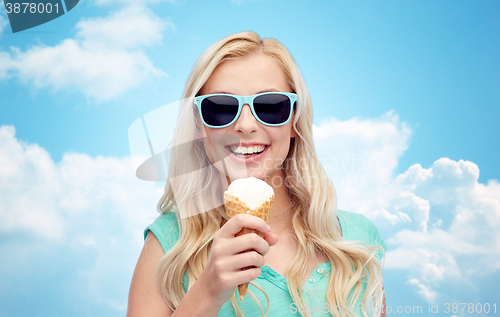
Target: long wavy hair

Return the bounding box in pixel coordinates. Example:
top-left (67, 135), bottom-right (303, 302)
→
top-left (156, 31), bottom-right (384, 317)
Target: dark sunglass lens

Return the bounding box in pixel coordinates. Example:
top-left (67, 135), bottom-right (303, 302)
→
top-left (201, 96), bottom-right (239, 126)
top-left (253, 94), bottom-right (291, 125)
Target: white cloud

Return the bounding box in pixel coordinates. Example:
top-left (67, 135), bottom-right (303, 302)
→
top-left (408, 278), bottom-right (438, 303)
top-left (393, 191), bottom-right (430, 232)
top-left (371, 208), bottom-right (411, 225)
top-left (0, 7), bottom-right (170, 102)
top-left (314, 110), bottom-right (412, 213)
top-left (0, 125), bottom-right (163, 240)
top-left (313, 112), bottom-right (500, 302)
top-left (0, 126), bottom-right (64, 240)
top-left (386, 160), bottom-right (500, 279)
top-left (3, 39), bottom-right (164, 101)
top-left (76, 6), bottom-right (174, 50)
top-left (0, 125), bottom-right (163, 311)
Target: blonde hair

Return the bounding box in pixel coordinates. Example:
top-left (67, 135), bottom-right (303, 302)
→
top-left (156, 31), bottom-right (384, 316)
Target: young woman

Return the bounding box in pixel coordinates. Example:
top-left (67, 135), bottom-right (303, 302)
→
top-left (127, 31), bottom-right (386, 317)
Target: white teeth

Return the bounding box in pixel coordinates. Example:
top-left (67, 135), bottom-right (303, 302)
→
top-left (229, 145), bottom-right (266, 155)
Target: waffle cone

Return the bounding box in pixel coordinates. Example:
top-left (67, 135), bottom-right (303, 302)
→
top-left (223, 192), bottom-right (274, 301)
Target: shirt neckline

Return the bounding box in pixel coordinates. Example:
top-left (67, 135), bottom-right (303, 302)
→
top-left (259, 262), bottom-right (332, 292)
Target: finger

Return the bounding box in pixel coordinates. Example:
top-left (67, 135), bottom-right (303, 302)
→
top-left (230, 233), bottom-right (270, 256)
top-left (231, 251), bottom-right (266, 270)
top-left (221, 214), bottom-right (271, 237)
top-left (231, 267), bottom-right (262, 286)
top-left (212, 250), bottom-right (263, 273)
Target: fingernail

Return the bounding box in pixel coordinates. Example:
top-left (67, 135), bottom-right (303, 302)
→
top-left (266, 225), bottom-right (271, 232)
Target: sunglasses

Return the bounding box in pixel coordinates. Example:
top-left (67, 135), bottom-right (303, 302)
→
top-left (194, 92), bottom-right (297, 128)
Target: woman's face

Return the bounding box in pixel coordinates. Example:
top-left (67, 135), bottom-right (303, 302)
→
top-left (199, 53), bottom-right (296, 185)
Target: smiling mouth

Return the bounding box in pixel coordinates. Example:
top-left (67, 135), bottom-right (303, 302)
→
top-left (227, 144), bottom-right (267, 158)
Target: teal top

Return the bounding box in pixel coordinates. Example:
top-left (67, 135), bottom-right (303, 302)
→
top-left (144, 210), bottom-right (386, 317)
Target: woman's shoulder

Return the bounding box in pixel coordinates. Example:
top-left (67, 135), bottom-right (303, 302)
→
top-left (144, 212), bottom-right (180, 254)
top-left (337, 209), bottom-right (386, 259)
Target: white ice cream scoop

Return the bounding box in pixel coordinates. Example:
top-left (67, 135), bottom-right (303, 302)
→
top-left (226, 177), bottom-right (274, 210)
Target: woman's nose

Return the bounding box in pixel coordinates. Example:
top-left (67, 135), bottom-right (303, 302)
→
top-left (233, 104), bottom-right (258, 134)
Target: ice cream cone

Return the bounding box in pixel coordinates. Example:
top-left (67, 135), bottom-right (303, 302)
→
top-left (223, 191), bottom-right (274, 302)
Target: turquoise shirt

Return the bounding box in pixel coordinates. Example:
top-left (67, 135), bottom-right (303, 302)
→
top-left (144, 210), bottom-right (386, 317)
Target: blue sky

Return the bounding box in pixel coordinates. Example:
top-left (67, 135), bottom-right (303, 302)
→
top-left (1, 1), bottom-right (499, 316)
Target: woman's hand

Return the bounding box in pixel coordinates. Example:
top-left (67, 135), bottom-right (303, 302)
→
top-left (197, 214), bottom-right (279, 305)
